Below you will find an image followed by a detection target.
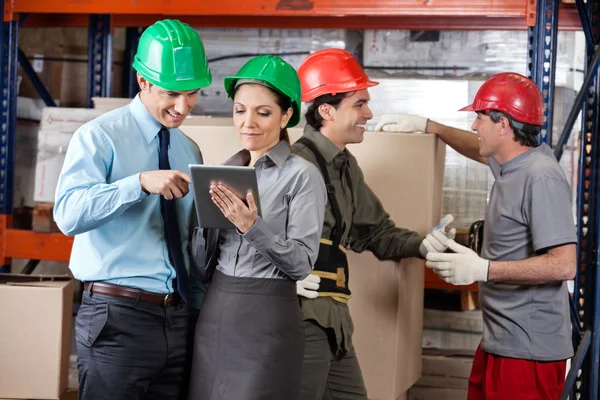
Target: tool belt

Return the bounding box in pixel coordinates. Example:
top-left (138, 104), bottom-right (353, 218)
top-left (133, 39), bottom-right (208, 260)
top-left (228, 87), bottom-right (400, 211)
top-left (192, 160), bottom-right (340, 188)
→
top-left (297, 137), bottom-right (355, 303)
top-left (312, 238), bottom-right (351, 302)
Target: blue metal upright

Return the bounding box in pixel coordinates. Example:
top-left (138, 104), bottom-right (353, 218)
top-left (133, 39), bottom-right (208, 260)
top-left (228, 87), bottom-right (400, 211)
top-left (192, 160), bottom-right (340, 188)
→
top-left (585, 1), bottom-right (600, 397)
top-left (527, 0), bottom-right (559, 145)
top-left (0, 4), bottom-right (19, 273)
top-left (0, 20), bottom-right (18, 216)
top-left (554, 0), bottom-right (600, 397)
top-left (87, 15), bottom-right (113, 108)
top-left (123, 27), bottom-right (143, 98)
top-left (527, 0), bottom-right (600, 398)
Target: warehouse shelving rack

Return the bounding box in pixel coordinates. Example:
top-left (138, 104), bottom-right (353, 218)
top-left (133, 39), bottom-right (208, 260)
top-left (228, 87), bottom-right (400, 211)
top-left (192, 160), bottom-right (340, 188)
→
top-left (0, 0), bottom-right (597, 397)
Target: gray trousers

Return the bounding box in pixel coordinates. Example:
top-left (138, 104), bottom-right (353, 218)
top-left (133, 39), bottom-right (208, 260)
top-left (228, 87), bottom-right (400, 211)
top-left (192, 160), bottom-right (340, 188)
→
top-left (300, 320), bottom-right (368, 400)
top-left (75, 290), bottom-right (198, 400)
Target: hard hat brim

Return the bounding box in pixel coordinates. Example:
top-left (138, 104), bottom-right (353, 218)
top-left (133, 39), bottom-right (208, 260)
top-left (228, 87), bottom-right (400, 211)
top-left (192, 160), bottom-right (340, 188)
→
top-left (301, 80), bottom-right (379, 103)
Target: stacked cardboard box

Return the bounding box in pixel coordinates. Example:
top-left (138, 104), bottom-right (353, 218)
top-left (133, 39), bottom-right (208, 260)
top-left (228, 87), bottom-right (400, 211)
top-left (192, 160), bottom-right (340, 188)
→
top-left (422, 309), bottom-right (482, 352)
top-left (408, 349), bottom-right (473, 400)
top-left (0, 275), bottom-right (74, 399)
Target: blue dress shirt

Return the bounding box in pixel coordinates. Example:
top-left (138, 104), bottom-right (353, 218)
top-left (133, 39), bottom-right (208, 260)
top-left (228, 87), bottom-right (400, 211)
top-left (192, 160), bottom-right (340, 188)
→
top-left (54, 95), bottom-right (202, 300)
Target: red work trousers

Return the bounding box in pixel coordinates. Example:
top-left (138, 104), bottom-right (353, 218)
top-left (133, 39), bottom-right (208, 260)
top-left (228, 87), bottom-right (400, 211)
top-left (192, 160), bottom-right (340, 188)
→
top-left (467, 345), bottom-right (567, 400)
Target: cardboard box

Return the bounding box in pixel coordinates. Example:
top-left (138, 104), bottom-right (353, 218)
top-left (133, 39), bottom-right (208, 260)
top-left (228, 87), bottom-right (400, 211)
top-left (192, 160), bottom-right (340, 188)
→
top-left (18, 46), bottom-right (124, 108)
top-left (17, 97), bottom-right (60, 122)
top-left (33, 130), bottom-right (74, 203)
top-left (0, 275), bottom-right (74, 399)
top-left (33, 107), bottom-right (106, 203)
top-left (18, 48), bottom-right (64, 103)
top-left (0, 388), bottom-right (77, 400)
top-left (422, 328), bottom-right (481, 351)
top-left (91, 97), bottom-right (131, 111)
top-left (408, 386), bottom-right (468, 400)
top-left (345, 132), bottom-right (445, 399)
top-left (422, 309), bottom-right (482, 351)
top-left (180, 118), bottom-right (303, 166)
top-left (423, 309), bottom-right (483, 332)
top-left (180, 120), bottom-right (447, 399)
top-left (39, 108), bottom-right (104, 132)
top-left (414, 348), bottom-right (474, 390)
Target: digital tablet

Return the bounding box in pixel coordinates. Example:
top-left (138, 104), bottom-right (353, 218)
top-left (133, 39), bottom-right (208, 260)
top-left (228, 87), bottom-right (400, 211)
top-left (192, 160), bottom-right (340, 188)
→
top-left (189, 164), bottom-right (262, 229)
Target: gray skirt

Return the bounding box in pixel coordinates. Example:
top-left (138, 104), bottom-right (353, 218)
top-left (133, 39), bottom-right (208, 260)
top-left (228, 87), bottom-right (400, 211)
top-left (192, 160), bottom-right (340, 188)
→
top-left (188, 270), bottom-right (304, 400)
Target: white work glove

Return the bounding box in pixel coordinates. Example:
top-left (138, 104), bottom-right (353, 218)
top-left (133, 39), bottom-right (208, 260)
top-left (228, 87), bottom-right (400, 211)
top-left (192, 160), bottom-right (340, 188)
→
top-left (426, 240), bottom-right (489, 285)
top-left (296, 274), bottom-right (321, 299)
top-left (374, 113), bottom-right (429, 133)
top-left (419, 214), bottom-right (457, 258)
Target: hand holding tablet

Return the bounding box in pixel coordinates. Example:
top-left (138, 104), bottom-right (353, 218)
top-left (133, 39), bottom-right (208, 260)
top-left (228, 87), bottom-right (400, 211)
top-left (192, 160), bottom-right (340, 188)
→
top-left (209, 183), bottom-right (258, 233)
top-left (189, 164), bottom-right (263, 230)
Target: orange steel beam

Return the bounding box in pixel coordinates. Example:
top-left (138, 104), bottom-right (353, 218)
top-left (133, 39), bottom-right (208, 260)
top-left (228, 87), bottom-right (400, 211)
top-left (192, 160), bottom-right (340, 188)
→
top-left (20, 6), bottom-right (583, 31)
top-left (8, 0), bottom-right (534, 18)
top-left (0, 216), bottom-right (73, 263)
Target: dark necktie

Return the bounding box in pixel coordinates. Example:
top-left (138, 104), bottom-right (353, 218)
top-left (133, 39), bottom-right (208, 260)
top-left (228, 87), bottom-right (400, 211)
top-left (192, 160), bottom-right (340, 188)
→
top-left (158, 127), bottom-right (188, 303)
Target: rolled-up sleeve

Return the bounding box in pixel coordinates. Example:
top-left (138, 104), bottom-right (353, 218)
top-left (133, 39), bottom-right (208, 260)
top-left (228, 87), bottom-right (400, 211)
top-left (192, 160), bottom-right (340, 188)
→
top-left (243, 163), bottom-right (326, 280)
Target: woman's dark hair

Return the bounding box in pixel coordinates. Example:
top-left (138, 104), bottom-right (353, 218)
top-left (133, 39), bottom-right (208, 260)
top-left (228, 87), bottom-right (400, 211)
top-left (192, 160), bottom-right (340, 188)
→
top-left (487, 110), bottom-right (540, 147)
top-left (304, 93), bottom-right (350, 131)
top-left (234, 83), bottom-right (293, 144)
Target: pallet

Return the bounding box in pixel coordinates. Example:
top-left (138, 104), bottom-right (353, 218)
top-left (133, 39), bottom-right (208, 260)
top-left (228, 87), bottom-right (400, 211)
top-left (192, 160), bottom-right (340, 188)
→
top-left (32, 202), bottom-right (60, 233)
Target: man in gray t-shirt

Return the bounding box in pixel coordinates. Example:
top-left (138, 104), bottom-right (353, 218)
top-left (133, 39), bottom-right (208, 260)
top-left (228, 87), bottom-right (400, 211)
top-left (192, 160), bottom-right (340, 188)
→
top-left (375, 72), bottom-right (577, 400)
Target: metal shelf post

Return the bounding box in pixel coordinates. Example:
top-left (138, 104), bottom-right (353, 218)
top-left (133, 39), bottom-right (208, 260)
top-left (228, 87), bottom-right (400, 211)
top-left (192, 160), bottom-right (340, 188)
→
top-left (527, 0), bottom-right (559, 145)
top-left (585, 0), bottom-right (600, 395)
top-left (0, 8), bottom-right (19, 272)
top-left (123, 27), bottom-right (142, 98)
top-left (87, 14), bottom-right (113, 108)
top-left (568, 0), bottom-right (600, 398)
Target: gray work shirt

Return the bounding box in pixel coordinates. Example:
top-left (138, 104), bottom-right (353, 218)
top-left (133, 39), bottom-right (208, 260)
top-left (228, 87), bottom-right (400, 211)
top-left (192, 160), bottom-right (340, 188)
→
top-left (480, 143), bottom-right (577, 361)
top-left (215, 140), bottom-right (327, 281)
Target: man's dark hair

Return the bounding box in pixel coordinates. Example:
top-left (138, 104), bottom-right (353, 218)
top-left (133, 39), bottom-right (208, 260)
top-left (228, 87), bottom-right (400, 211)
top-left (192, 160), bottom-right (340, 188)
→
top-left (305, 92), bottom-right (352, 131)
top-left (487, 110), bottom-right (541, 147)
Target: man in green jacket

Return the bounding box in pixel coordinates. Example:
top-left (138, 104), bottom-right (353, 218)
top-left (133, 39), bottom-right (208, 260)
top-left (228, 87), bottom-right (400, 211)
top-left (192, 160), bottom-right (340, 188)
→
top-left (292, 48), bottom-right (455, 400)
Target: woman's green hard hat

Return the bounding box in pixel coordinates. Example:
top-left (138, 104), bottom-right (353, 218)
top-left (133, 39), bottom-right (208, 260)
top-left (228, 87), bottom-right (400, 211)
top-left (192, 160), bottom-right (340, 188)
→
top-left (224, 55), bottom-right (302, 128)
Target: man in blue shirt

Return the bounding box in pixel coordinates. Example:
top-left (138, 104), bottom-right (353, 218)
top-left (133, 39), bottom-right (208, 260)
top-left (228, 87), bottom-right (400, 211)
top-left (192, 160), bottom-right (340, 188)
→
top-left (54, 19), bottom-right (211, 399)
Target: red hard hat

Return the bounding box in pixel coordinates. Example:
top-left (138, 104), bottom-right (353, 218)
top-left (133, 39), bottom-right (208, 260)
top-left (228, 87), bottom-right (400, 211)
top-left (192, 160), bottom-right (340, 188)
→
top-left (298, 48), bottom-right (379, 102)
top-left (459, 72), bottom-right (544, 126)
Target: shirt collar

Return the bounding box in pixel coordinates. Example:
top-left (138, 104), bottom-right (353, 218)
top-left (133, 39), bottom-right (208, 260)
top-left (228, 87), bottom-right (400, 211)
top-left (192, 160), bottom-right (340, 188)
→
top-left (303, 125), bottom-right (343, 163)
top-left (223, 140), bottom-right (291, 168)
top-left (129, 94), bottom-right (165, 145)
top-left (499, 144), bottom-right (546, 175)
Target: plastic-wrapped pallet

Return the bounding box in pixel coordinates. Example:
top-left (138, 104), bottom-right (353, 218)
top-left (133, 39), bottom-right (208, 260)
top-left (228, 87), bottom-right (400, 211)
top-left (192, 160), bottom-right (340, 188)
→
top-left (363, 30), bottom-right (583, 88)
top-left (33, 107), bottom-right (104, 203)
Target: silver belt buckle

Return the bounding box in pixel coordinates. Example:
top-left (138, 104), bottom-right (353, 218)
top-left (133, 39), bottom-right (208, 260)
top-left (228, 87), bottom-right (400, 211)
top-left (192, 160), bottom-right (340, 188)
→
top-left (163, 293), bottom-right (172, 307)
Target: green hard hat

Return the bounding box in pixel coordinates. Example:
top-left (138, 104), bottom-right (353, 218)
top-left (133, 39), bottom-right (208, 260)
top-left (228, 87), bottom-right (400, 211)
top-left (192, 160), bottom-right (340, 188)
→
top-left (224, 55), bottom-right (302, 128)
top-left (133, 19), bottom-right (212, 91)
